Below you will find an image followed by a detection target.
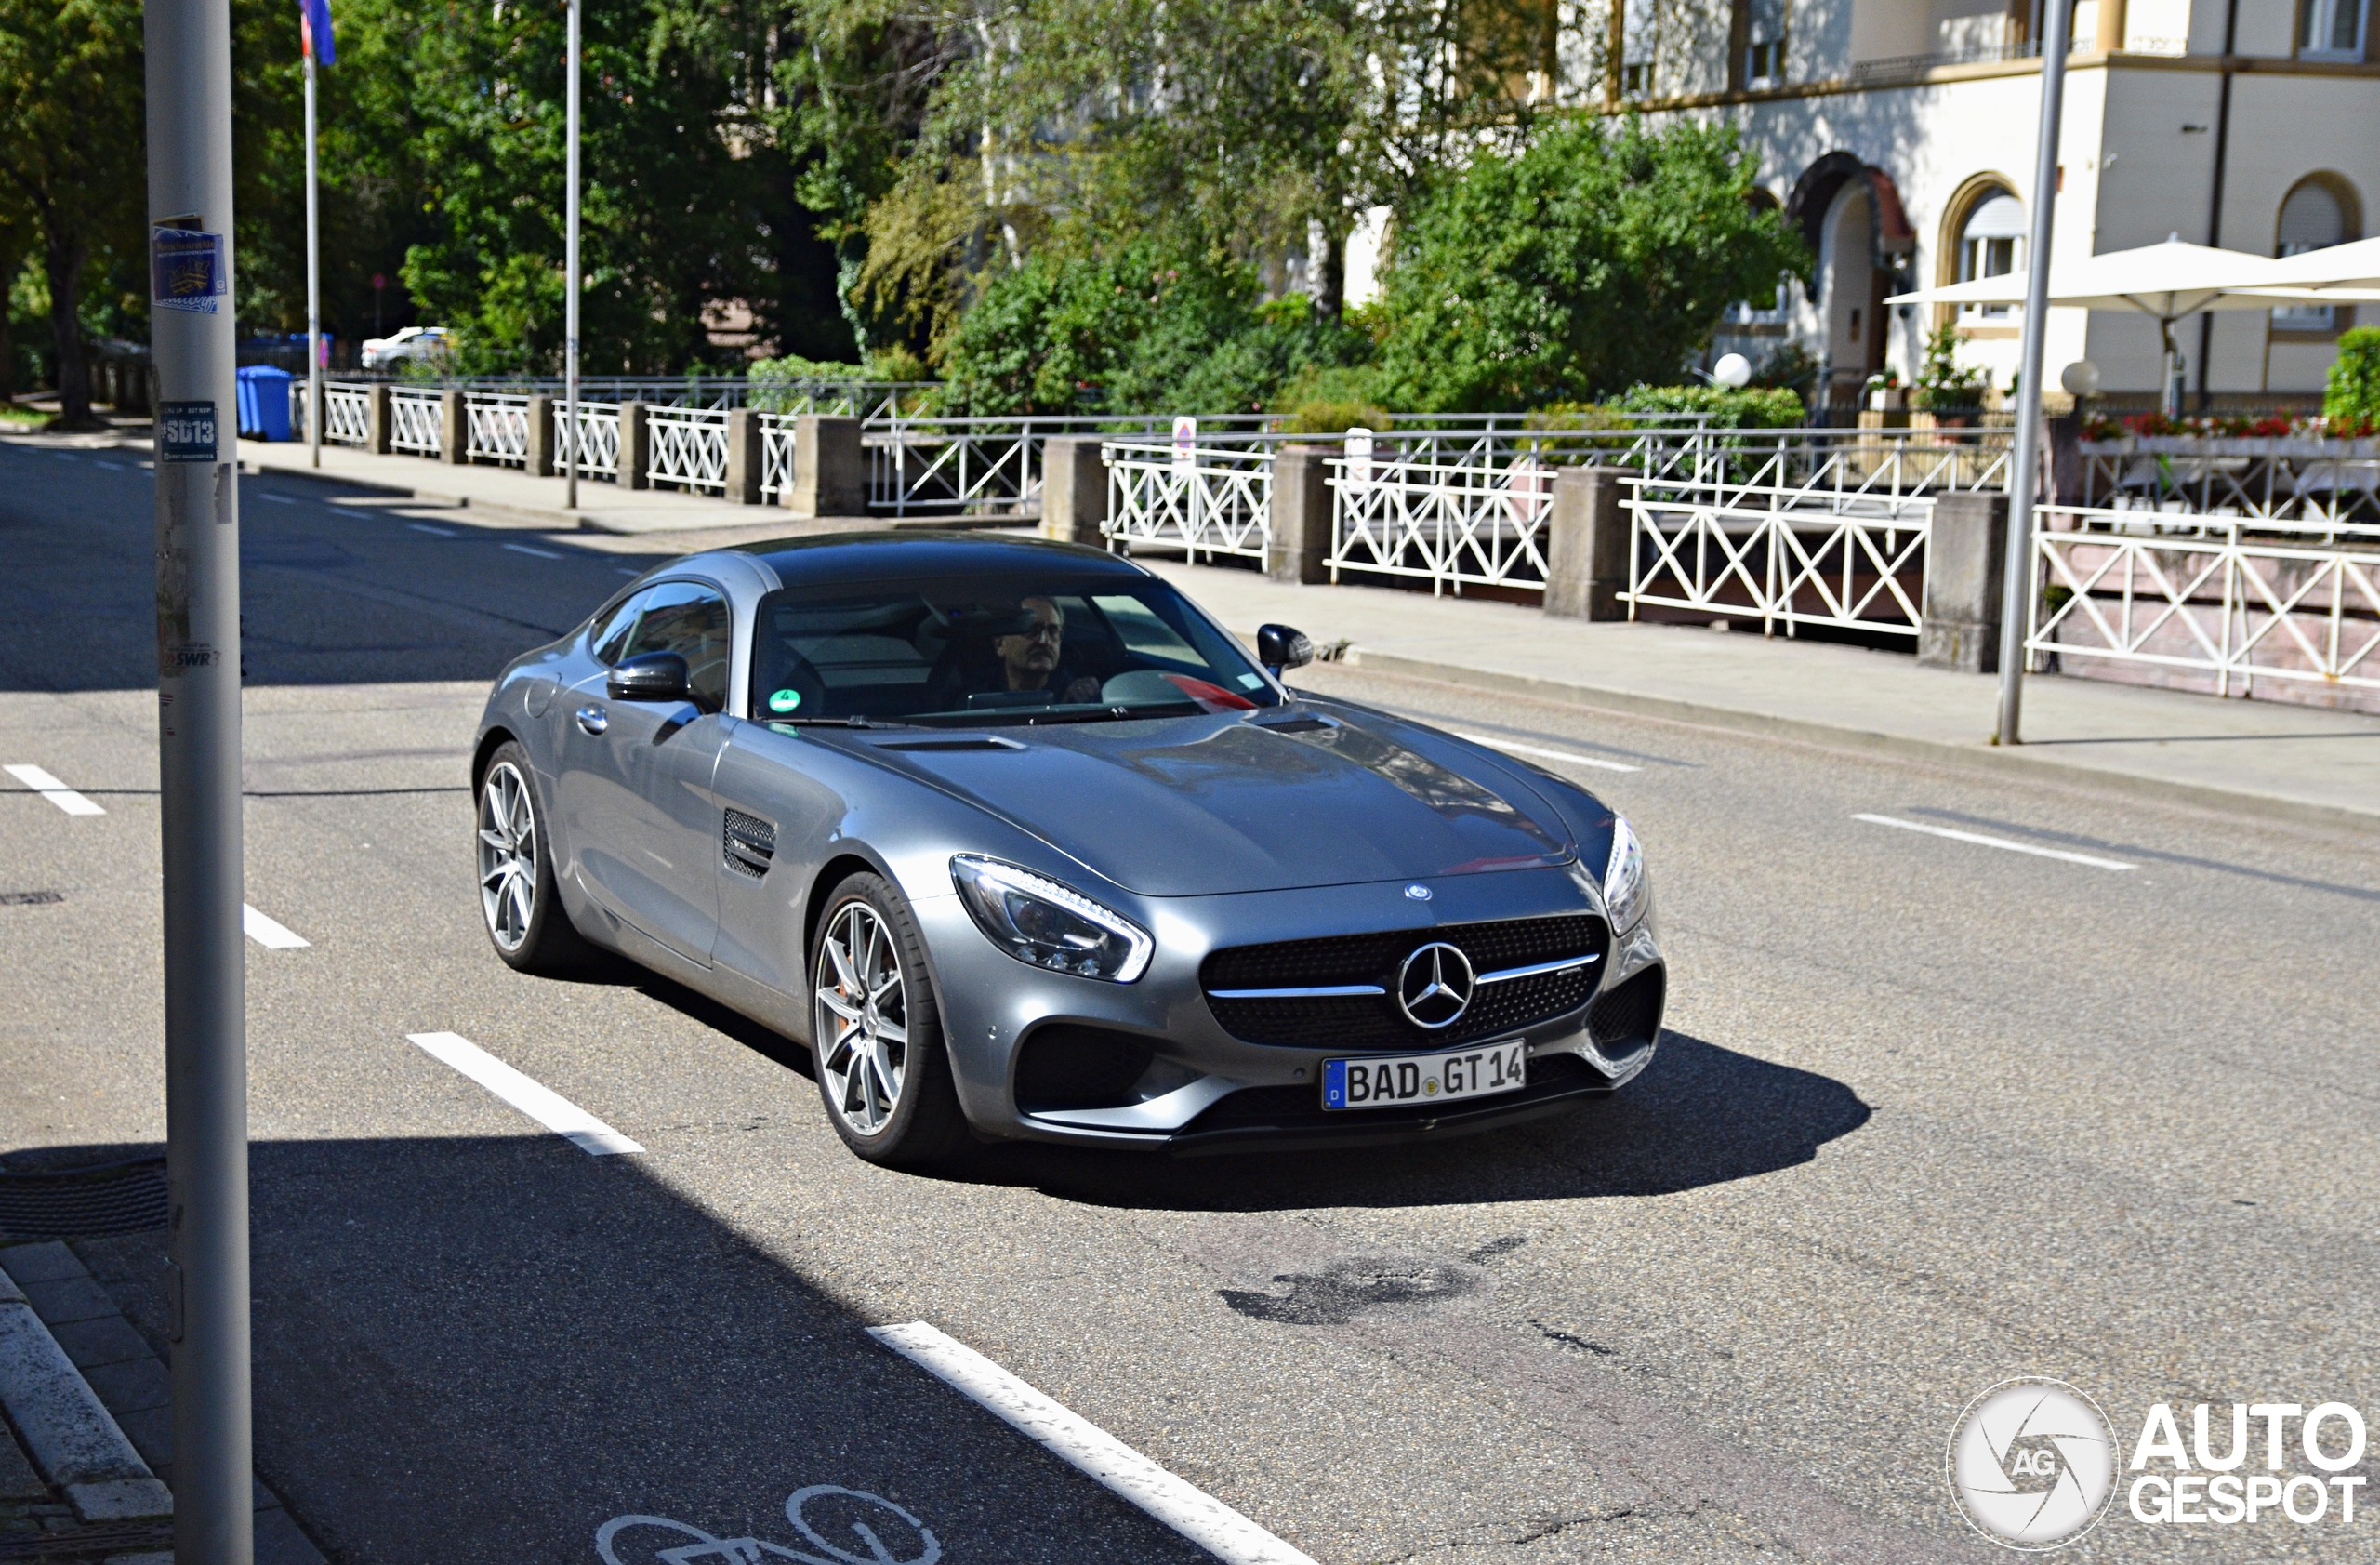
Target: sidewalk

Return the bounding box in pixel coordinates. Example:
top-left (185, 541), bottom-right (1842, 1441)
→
top-left (1133, 557), bottom-right (2380, 831)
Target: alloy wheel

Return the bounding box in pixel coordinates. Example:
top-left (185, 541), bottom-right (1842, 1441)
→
top-left (478, 761), bottom-right (538, 952)
top-left (814, 901), bottom-right (909, 1136)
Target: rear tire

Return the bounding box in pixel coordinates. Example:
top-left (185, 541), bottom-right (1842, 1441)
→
top-left (810, 872), bottom-right (973, 1167)
top-left (477, 741), bottom-right (602, 975)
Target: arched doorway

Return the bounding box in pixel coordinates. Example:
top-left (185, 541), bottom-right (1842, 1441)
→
top-left (1787, 153), bottom-right (1914, 418)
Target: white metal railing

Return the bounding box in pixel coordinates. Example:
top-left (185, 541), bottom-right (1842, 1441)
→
top-left (2030, 506), bottom-right (2380, 696)
top-left (389, 388), bottom-right (443, 456)
top-left (1101, 442), bottom-right (1274, 560)
top-left (324, 382), bottom-right (372, 446)
top-left (1327, 456), bottom-right (1555, 593)
top-left (562, 400), bottom-right (621, 481)
top-left (646, 406), bottom-right (730, 493)
top-left (1621, 480), bottom-right (1932, 637)
top-left (2074, 444), bottom-right (2380, 524)
top-left (760, 414), bottom-right (796, 501)
top-left (465, 393), bottom-right (531, 467)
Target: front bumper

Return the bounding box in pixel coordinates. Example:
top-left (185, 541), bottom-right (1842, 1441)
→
top-left (914, 863), bottom-right (1665, 1153)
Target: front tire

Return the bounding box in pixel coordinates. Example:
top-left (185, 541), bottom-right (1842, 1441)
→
top-left (811, 872), bottom-right (972, 1166)
top-left (477, 741), bottom-right (600, 974)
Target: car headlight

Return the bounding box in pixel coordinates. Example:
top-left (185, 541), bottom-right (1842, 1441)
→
top-left (950, 855), bottom-right (1153, 983)
top-left (1603, 816), bottom-right (1648, 933)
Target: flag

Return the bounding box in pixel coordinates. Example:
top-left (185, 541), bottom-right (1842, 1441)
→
top-left (299, 0), bottom-right (335, 65)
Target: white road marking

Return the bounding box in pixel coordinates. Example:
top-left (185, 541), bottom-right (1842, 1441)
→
top-left (1458, 733), bottom-right (1641, 774)
top-left (3, 765), bottom-right (105, 816)
top-left (93, 460), bottom-right (127, 471)
top-left (503, 542), bottom-right (562, 559)
top-left (869, 1321), bottom-right (1319, 1565)
top-left (258, 492), bottom-right (297, 504)
top-left (1852, 814), bottom-right (2135, 871)
top-left (407, 523), bottom-right (456, 537)
top-left (615, 568), bottom-right (640, 577)
top-left (403, 1031), bottom-right (642, 1155)
top-left (242, 905), bottom-right (310, 949)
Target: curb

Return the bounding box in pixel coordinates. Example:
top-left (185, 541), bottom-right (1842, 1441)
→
top-left (0, 1261), bottom-right (168, 1523)
top-left (0, 1241), bottom-right (328, 1563)
top-left (1334, 648), bottom-right (2380, 836)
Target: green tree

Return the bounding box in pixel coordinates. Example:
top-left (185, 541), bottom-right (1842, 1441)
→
top-left (0, 186), bottom-right (34, 400)
top-left (2323, 325), bottom-right (2380, 427)
top-left (1365, 116), bottom-right (1807, 412)
top-left (0, 0), bottom-right (147, 425)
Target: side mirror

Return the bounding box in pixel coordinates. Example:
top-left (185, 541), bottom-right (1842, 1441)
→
top-left (607, 650), bottom-right (692, 704)
top-left (1257, 623), bottom-right (1314, 679)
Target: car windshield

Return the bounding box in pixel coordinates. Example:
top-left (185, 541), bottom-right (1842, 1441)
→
top-left (747, 575), bottom-right (1281, 725)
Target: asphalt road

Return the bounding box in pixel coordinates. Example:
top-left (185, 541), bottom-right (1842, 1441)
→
top-left (1, 436), bottom-right (2374, 1564)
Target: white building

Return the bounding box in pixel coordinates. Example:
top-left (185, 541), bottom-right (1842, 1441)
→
top-left (1573, 0), bottom-right (2380, 410)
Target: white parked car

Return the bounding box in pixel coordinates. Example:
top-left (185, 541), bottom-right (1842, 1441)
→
top-left (361, 325), bottom-right (450, 370)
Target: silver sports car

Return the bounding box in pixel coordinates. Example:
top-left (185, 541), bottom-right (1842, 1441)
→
top-left (471, 534), bottom-right (1664, 1164)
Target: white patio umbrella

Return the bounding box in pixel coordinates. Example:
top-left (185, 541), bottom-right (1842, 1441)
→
top-left (1886, 237), bottom-right (2342, 414)
top-left (2249, 234), bottom-right (2380, 290)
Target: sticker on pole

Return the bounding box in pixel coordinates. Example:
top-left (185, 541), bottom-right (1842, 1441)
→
top-left (158, 402), bottom-right (218, 464)
top-left (152, 228), bottom-right (227, 313)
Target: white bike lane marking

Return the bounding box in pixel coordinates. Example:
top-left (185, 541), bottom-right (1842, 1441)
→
top-left (870, 1321), bottom-right (1320, 1565)
top-left (3, 764), bottom-right (105, 816)
top-left (403, 1031), bottom-right (642, 1155)
top-left (599, 1485), bottom-right (940, 1565)
top-left (1458, 733), bottom-right (1642, 774)
top-left (1852, 813), bottom-right (2136, 871)
top-left (242, 905), bottom-right (311, 949)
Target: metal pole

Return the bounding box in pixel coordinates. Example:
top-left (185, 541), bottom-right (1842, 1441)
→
top-left (563, 0), bottom-right (580, 510)
top-left (144, 0), bottom-right (251, 1558)
top-left (304, 47), bottom-right (321, 469)
top-left (1993, 0), bottom-right (2072, 747)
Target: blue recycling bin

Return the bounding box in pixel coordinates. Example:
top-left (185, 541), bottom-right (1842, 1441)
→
top-left (235, 365), bottom-right (293, 441)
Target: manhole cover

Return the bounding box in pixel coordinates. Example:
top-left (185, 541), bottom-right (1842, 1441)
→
top-left (0, 1160), bottom-right (167, 1240)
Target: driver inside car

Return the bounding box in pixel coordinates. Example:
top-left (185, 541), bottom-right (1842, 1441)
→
top-left (991, 596), bottom-right (1100, 703)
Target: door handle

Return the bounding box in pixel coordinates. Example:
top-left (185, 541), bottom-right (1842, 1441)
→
top-left (575, 703), bottom-right (609, 736)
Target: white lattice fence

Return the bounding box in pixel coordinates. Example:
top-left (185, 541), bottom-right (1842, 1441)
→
top-left (1621, 485), bottom-right (1932, 637)
top-left (1101, 443), bottom-right (1273, 560)
top-left (466, 394), bottom-right (531, 467)
top-left (562, 402), bottom-right (621, 481)
top-left (647, 407), bottom-right (730, 493)
top-left (323, 383), bottom-right (372, 446)
top-left (760, 415), bottom-right (796, 501)
top-left (1327, 458), bottom-right (1554, 594)
top-left (389, 390), bottom-right (442, 456)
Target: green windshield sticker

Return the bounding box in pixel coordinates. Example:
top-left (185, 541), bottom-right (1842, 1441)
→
top-left (768, 688), bottom-right (802, 713)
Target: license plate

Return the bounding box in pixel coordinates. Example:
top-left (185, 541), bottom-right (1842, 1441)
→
top-left (1321, 1041), bottom-right (1527, 1111)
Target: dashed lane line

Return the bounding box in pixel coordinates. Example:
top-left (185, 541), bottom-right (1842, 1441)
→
top-left (1458, 733), bottom-right (1642, 774)
top-left (403, 1032), bottom-right (642, 1155)
top-left (503, 542), bottom-right (563, 559)
top-left (3, 765), bottom-right (105, 816)
top-left (406, 523), bottom-right (456, 537)
top-left (869, 1321), bottom-right (1320, 1565)
top-left (1853, 813), bottom-right (2136, 870)
top-left (257, 492), bottom-right (297, 504)
top-left (93, 459), bottom-right (129, 471)
top-left (242, 905), bottom-right (311, 949)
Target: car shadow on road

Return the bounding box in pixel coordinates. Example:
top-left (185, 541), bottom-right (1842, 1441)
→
top-left (954, 1030), bottom-right (1872, 1212)
top-left (40, 1134), bottom-right (1216, 1565)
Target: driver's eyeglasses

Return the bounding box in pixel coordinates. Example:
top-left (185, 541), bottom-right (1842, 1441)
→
top-left (1019, 622), bottom-right (1064, 643)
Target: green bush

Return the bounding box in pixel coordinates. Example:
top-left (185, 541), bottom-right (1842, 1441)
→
top-left (1613, 384), bottom-right (1806, 429)
top-left (2323, 325), bottom-right (2380, 424)
top-left (1364, 117), bottom-right (1808, 412)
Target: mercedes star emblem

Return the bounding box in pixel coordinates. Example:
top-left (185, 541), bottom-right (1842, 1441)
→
top-left (1396, 941), bottom-right (1474, 1029)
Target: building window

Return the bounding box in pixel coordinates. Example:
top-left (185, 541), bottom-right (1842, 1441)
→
top-left (2274, 179), bottom-right (2350, 332)
top-left (1622, 0), bottom-right (1654, 98)
top-left (1745, 0), bottom-right (1789, 86)
top-left (2301, 0), bottom-right (2369, 59)
top-left (1957, 191), bottom-right (2026, 321)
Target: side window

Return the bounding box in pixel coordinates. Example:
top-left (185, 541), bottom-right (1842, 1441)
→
top-left (590, 591), bottom-right (648, 666)
top-left (621, 581), bottom-right (731, 711)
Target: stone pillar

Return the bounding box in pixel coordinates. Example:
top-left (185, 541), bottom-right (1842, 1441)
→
top-left (525, 396), bottom-right (556, 476)
top-left (622, 401), bottom-right (652, 491)
top-left (786, 415), bottom-right (865, 517)
top-left (1543, 465), bottom-right (1633, 619)
top-left (724, 408), bottom-right (763, 504)
top-left (1265, 444), bottom-right (1332, 585)
top-left (367, 384), bottom-right (393, 453)
top-left (1919, 491), bottom-right (2009, 673)
top-left (1039, 436), bottom-right (1108, 545)
top-left (440, 389), bottom-right (467, 464)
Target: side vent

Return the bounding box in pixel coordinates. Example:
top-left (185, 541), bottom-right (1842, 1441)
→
top-left (723, 809), bottom-right (776, 879)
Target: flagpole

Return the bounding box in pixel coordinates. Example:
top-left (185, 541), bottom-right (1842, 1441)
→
top-left (563, 0), bottom-right (580, 511)
top-left (304, 40), bottom-right (321, 470)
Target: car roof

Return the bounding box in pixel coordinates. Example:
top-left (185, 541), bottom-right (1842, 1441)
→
top-left (734, 530), bottom-right (1151, 587)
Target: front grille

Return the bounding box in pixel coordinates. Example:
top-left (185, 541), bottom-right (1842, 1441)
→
top-left (1588, 965), bottom-right (1664, 1054)
top-left (1202, 914), bottom-right (1608, 1050)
